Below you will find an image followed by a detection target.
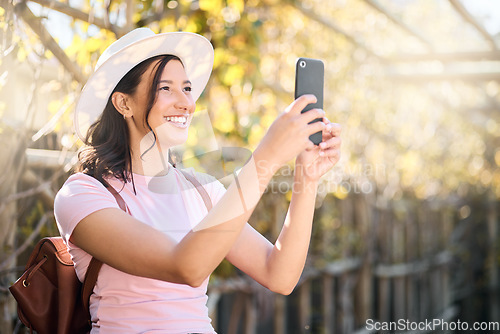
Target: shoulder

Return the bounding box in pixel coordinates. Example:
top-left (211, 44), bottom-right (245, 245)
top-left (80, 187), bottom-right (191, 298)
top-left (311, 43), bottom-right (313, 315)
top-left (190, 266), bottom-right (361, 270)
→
top-left (56, 173), bottom-right (107, 197)
top-left (54, 173), bottom-right (120, 243)
top-left (55, 173), bottom-right (116, 208)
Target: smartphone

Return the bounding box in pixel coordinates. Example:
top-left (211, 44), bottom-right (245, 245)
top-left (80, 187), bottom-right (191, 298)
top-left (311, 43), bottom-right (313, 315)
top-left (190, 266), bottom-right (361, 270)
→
top-left (294, 57), bottom-right (324, 145)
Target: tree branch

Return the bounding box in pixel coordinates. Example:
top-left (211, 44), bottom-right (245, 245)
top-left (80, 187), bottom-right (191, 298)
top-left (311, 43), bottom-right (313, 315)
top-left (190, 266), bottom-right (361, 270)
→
top-left (363, 0), bottom-right (434, 51)
top-left (448, 0), bottom-right (497, 50)
top-left (386, 71), bottom-right (500, 82)
top-left (14, 2), bottom-right (87, 84)
top-left (0, 212), bottom-right (53, 272)
top-left (28, 0), bottom-right (128, 37)
top-left (386, 50), bottom-right (500, 62)
top-left (287, 0), bottom-right (380, 60)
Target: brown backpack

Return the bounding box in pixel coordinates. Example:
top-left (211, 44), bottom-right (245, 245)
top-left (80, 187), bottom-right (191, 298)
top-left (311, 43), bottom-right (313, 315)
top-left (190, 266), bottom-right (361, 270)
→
top-left (9, 237), bottom-right (102, 334)
top-left (9, 170), bottom-right (211, 334)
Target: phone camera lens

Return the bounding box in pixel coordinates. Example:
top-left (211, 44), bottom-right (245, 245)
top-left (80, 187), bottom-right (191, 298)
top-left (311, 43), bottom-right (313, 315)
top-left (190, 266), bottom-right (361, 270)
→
top-left (299, 60), bottom-right (306, 68)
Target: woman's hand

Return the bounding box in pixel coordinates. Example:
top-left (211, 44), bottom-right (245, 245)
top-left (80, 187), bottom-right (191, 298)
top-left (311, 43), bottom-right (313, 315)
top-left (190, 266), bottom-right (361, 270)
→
top-left (254, 95), bottom-right (326, 171)
top-left (295, 117), bottom-right (341, 182)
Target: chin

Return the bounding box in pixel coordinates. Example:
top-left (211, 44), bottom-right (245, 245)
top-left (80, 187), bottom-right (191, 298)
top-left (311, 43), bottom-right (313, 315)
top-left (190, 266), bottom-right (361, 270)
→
top-left (154, 123), bottom-right (190, 146)
top-left (155, 133), bottom-right (188, 149)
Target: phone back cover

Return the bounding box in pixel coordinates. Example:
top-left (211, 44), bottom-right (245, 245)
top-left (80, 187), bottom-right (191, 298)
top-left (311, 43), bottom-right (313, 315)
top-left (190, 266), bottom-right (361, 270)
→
top-left (294, 58), bottom-right (324, 112)
top-left (295, 58), bottom-right (324, 144)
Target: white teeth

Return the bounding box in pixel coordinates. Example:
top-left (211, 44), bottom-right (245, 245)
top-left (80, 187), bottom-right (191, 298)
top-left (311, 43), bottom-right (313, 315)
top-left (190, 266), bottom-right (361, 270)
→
top-left (165, 116), bottom-right (187, 123)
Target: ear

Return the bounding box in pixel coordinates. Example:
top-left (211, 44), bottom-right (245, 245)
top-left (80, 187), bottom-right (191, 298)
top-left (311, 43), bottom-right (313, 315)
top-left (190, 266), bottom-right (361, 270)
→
top-left (111, 92), bottom-right (130, 117)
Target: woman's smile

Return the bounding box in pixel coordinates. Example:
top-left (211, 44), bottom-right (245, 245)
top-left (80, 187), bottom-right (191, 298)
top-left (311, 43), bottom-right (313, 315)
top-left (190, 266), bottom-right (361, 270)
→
top-left (164, 114), bottom-right (190, 128)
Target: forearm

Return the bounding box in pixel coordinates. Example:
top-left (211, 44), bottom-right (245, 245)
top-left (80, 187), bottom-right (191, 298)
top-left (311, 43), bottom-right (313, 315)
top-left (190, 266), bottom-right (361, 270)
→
top-left (172, 148), bottom-right (278, 286)
top-left (266, 171), bottom-right (318, 294)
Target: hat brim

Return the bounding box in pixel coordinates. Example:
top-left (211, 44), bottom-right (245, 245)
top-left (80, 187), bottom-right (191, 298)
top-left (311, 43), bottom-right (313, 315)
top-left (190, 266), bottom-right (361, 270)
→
top-left (74, 32), bottom-right (214, 140)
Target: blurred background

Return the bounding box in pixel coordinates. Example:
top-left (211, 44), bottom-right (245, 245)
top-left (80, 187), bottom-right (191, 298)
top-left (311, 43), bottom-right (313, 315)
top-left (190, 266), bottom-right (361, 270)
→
top-left (1, 0), bottom-right (500, 333)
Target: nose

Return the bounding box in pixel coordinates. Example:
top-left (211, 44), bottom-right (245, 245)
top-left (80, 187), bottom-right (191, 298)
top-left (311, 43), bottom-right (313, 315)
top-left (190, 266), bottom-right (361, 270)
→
top-left (174, 90), bottom-right (194, 112)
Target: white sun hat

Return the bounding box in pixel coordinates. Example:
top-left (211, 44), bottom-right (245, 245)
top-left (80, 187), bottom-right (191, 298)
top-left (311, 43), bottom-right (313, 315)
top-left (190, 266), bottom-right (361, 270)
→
top-left (74, 28), bottom-right (214, 140)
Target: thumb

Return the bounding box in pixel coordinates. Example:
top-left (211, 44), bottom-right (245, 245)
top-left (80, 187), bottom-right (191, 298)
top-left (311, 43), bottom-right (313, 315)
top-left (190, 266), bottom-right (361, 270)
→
top-left (285, 94), bottom-right (317, 115)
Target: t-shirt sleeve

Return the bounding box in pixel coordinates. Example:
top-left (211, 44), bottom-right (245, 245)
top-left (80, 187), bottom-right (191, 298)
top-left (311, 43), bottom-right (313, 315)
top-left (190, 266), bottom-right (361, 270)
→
top-left (54, 173), bottom-right (120, 243)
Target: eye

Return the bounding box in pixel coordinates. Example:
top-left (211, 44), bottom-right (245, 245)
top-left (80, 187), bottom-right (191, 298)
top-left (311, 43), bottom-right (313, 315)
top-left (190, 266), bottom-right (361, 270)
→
top-left (184, 86), bottom-right (192, 92)
top-left (159, 86), bottom-right (170, 92)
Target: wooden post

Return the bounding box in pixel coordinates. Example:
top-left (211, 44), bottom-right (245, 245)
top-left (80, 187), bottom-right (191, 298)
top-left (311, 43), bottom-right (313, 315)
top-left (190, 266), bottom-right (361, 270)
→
top-left (207, 291), bottom-right (220, 331)
top-left (354, 193), bottom-right (374, 327)
top-left (441, 205), bottom-right (454, 313)
top-left (405, 203), bottom-right (418, 322)
top-left (379, 205), bottom-right (392, 323)
top-left (378, 277), bottom-right (391, 323)
top-left (418, 204), bottom-right (430, 321)
top-left (393, 202), bottom-right (406, 321)
top-left (394, 277), bottom-right (406, 321)
top-left (228, 293), bottom-right (245, 334)
top-left (244, 293), bottom-right (256, 334)
top-left (322, 274), bottom-right (334, 333)
top-left (487, 193), bottom-right (499, 322)
top-left (274, 294), bottom-right (286, 334)
top-left (299, 279), bottom-right (311, 332)
top-left (340, 272), bottom-right (356, 334)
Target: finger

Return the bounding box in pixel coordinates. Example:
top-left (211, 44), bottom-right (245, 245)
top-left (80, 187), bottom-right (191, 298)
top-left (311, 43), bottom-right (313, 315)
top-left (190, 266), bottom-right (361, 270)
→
top-left (319, 148), bottom-right (341, 159)
top-left (299, 108), bottom-right (325, 124)
top-left (328, 123), bottom-right (342, 137)
top-left (322, 124), bottom-right (335, 141)
top-left (285, 94), bottom-right (317, 116)
top-left (304, 139), bottom-right (318, 151)
top-left (319, 137), bottom-right (341, 150)
top-left (306, 120), bottom-right (326, 137)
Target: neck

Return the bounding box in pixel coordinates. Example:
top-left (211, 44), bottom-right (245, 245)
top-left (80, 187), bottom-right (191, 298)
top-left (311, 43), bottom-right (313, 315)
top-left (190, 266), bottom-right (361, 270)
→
top-left (129, 133), bottom-right (172, 177)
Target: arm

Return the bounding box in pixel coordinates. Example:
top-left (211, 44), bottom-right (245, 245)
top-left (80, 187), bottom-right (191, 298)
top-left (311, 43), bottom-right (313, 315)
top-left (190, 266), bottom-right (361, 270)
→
top-left (71, 95), bottom-right (326, 287)
top-left (225, 173), bottom-right (318, 295)
top-left (225, 121), bottom-right (342, 295)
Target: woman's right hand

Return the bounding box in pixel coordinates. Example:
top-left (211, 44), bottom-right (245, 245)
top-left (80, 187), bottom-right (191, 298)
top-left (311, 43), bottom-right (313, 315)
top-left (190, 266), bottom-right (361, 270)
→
top-left (254, 94), bottom-right (326, 171)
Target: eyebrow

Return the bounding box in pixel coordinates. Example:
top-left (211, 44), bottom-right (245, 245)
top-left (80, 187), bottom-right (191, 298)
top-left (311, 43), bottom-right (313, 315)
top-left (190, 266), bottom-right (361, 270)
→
top-left (158, 80), bottom-right (192, 85)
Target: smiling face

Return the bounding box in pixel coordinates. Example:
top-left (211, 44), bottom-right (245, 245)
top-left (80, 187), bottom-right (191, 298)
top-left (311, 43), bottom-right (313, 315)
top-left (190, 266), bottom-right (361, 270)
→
top-left (128, 58), bottom-right (195, 149)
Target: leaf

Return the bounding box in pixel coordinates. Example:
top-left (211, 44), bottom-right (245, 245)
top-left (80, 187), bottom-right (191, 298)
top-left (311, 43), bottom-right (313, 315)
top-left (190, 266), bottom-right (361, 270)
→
top-left (199, 0), bottom-right (223, 14)
top-left (228, 0), bottom-right (244, 14)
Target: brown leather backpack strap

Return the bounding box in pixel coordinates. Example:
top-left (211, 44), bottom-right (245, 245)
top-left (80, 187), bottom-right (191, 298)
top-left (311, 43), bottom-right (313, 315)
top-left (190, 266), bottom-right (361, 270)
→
top-left (179, 169), bottom-right (212, 211)
top-left (82, 257), bottom-right (103, 314)
top-left (101, 178), bottom-right (129, 213)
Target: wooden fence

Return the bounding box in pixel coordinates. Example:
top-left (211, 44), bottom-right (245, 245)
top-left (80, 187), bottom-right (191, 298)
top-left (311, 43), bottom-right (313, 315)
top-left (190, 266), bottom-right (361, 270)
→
top-left (206, 190), bottom-right (499, 334)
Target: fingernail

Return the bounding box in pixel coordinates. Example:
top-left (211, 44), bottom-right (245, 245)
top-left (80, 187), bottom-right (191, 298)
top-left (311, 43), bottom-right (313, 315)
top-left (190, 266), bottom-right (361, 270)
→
top-left (320, 142), bottom-right (327, 148)
top-left (319, 151), bottom-right (325, 156)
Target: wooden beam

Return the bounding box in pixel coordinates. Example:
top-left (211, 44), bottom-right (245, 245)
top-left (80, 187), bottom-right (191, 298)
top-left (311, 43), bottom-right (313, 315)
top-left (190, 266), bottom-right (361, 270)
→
top-left (288, 1), bottom-right (380, 60)
top-left (26, 148), bottom-right (76, 169)
top-left (14, 2), bottom-right (87, 84)
top-left (374, 251), bottom-right (451, 278)
top-left (387, 71), bottom-right (500, 82)
top-left (387, 50), bottom-right (500, 62)
top-left (28, 0), bottom-right (128, 37)
top-left (363, 0), bottom-right (434, 51)
top-left (448, 0), bottom-right (497, 50)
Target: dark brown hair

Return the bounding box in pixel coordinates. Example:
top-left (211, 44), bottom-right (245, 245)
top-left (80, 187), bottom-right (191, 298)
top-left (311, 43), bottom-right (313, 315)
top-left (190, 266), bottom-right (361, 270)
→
top-left (77, 54), bottom-right (182, 185)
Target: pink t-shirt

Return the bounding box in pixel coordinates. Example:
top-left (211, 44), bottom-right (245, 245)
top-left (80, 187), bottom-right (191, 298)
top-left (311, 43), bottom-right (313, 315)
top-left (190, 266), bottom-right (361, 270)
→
top-left (54, 166), bottom-right (226, 334)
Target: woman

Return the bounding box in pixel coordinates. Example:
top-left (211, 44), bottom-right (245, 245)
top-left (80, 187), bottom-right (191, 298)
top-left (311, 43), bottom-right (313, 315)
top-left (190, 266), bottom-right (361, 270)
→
top-left (55, 28), bottom-right (341, 333)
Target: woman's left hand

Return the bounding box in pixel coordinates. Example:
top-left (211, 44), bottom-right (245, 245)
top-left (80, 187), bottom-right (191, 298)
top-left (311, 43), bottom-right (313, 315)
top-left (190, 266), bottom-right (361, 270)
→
top-left (295, 117), bottom-right (341, 182)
